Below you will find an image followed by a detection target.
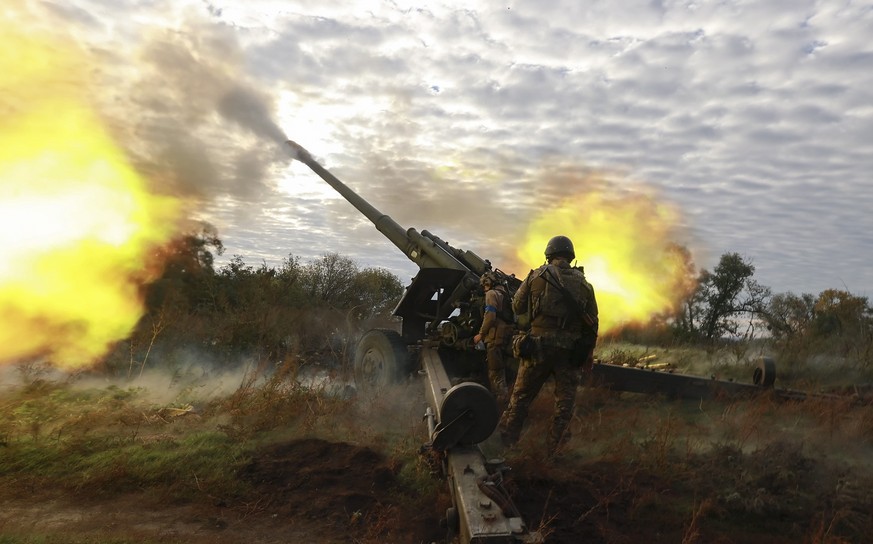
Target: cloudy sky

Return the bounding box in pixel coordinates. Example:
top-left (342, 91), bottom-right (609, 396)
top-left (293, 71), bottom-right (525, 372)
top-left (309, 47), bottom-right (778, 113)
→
top-left (9, 0), bottom-right (873, 298)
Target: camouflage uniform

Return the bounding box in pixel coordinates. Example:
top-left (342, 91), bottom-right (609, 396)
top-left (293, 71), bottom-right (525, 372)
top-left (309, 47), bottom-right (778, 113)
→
top-left (478, 283), bottom-right (513, 397)
top-left (499, 258), bottom-right (598, 454)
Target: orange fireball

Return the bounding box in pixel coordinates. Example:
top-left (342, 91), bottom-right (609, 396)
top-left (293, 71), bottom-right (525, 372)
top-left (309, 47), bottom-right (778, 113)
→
top-left (0, 26), bottom-right (182, 369)
top-left (512, 182), bottom-right (696, 334)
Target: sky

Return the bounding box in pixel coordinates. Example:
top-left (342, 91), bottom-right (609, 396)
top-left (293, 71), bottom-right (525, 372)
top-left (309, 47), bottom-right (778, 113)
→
top-left (6, 0), bottom-right (873, 299)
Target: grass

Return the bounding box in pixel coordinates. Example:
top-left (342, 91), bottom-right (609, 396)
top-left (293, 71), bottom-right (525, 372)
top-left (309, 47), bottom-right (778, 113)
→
top-left (492, 340), bottom-right (873, 542)
top-left (0, 359), bottom-right (441, 544)
top-left (1, 362), bottom-right (355, 501)
top-left (2, 345), bottom-right (873, 543)
top-left (578, 392), bottom-right (872, 541)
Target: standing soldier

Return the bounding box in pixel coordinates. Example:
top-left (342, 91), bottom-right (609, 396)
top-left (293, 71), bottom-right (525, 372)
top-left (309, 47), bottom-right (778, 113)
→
top-left (474, 271), bottom-right (513, 403)
top-left (499, 235), bottom-right (598, 456)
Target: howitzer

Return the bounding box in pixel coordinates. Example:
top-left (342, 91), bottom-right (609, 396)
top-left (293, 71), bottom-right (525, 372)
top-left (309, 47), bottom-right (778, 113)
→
top-left (287, 141), bottom-right (539, 543)
top-left (286, 141), bottom-right (520, 379)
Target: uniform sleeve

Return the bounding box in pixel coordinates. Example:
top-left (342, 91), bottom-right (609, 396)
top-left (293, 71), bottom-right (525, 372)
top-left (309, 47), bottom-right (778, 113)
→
top-left (479, 289), bottom-right (500, 336)
top-left (512, 271), bottom-right (533, 315)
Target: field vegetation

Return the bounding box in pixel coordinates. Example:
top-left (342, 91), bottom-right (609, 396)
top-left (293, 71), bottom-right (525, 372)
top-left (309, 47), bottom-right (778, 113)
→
top-left (1, 231), bottom-right (872, 543)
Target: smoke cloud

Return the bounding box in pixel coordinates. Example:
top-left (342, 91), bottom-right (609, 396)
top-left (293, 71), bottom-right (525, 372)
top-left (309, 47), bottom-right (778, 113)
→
top-left (10, 4), bottom-right (290, 205)
top-left (116, 22), bottom-right (289, 201)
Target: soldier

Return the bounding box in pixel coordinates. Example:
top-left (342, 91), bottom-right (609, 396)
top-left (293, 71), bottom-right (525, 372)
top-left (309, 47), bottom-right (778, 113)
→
top-left (498, 235), bottom-right (598, 456)
top-left (473, 271), bottom-right (513, 402)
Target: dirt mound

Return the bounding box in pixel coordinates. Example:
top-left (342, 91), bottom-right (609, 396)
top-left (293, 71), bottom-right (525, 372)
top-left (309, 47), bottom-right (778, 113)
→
top-left (241, 438), bottom-right (443, 543)
top-left (242, 439), bottom-right (394, 521)
top-left (507, 457), bottom-right (683, 544)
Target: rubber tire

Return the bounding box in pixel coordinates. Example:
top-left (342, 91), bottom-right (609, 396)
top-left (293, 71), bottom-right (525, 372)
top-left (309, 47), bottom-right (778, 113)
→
top-left (753, 356), bottom-right (777, 388)
top-left (353, 329), bottom-right (409, 389)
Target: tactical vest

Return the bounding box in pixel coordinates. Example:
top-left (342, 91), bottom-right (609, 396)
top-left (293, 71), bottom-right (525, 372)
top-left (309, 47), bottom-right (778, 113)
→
top-left (530, 264), bottom-right (590, 326)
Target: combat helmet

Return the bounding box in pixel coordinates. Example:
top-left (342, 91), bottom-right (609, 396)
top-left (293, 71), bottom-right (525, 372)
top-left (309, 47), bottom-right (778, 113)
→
top-left (545, 235), bottom-right (575, 260)
top-left (480, 271), bottom-right (499, 288)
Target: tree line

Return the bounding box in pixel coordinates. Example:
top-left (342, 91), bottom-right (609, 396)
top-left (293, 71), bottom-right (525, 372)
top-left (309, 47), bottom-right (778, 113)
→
top-left (109, 229), bottom-right (872, 376)
top-left (105, 227), bottom-right (404, 377)
top-left (671, 252), bottom-right (872, 368)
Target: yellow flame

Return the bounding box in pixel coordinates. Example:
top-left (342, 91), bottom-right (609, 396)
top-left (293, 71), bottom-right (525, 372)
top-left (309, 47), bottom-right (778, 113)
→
top-left (0, 26), bottom-right (181, 369)
top-left (514, 187), bottom-right (696, 335)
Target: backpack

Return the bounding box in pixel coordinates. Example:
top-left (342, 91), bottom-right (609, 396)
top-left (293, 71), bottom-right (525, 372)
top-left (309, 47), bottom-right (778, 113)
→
top-left (534, 265), bottom-right (590, 322)
top-left (495, 286), bottom-right (514, 324)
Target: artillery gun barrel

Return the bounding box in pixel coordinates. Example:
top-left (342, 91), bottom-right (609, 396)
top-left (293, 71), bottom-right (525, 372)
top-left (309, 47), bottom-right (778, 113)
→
top-left (421, 230), bottom-right (490, 276)
top-left (287, 140), bottom-right (475, 274)
top-left (286, 140), bottom-right (410, 255)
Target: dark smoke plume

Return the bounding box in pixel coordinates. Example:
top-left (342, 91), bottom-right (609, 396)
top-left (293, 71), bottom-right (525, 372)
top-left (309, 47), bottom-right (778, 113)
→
top-left (218, 86), bottom-right (287, 145)
top-left (52, 11), bottom-right (293, 203)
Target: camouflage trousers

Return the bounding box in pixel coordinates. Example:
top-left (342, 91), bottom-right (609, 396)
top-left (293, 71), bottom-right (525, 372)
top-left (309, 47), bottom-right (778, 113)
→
top-left (498, 343), bottom-right (579, 454)
top-left (484, 338), bottom-right (509, 399)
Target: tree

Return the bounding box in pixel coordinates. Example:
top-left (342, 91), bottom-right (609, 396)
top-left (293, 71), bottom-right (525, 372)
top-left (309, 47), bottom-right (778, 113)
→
top-left (763, 289), bottom-right (873, 366)
top-left (301, 253), bottom-right (359, 307)
top-left (350, 267), bottom-right (405, 319)
top-left (763, 292), bottom-right (816, 341)
top-left (273, 255), bottom-right (304, 307)
top-left (677, 253), bottom-right (771, 342)
top-left (111, 244), bottom-right (407, 373)
top-left (145, 223), bottom-right (225, 314)
top-left (114, 224), bottom-right (225, 377)
top-left (811, 289), bottom-right (872, 361)
top-left (812, 289), bottom-right (869, 337)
